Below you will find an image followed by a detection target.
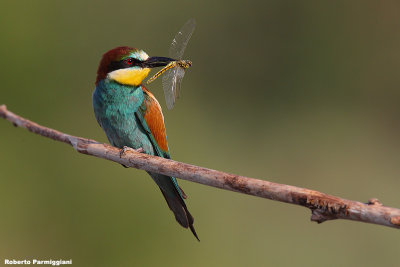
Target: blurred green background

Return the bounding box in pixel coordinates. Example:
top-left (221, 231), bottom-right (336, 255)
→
top-left (1, 0), bottom-right (399, 266)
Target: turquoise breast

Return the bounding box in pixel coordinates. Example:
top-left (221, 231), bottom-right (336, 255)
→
top-left (92, 80), bottom-right (155, 154)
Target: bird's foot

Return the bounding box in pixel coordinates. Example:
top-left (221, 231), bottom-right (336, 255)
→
top-left (135, 147), bottom-right (145, 153)
top-left (119, 146), bottom-right (144, 158)
top-left (119, 146), bottom-right (144, 168)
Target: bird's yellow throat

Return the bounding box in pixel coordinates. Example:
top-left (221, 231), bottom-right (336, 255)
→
top-left (107, 68), bottom-right (151, 86)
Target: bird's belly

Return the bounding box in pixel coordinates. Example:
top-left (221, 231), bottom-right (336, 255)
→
top-left (99, 112), bottom-right (155, 155)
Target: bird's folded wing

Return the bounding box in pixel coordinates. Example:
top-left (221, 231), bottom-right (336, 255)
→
top-left (135, 86), bottom-right (170, 159)
top-left (135, 86), bottom-right (186, 201)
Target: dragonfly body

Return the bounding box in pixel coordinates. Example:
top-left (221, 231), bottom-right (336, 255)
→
top-left (147, 60), bottom-right (192, 84)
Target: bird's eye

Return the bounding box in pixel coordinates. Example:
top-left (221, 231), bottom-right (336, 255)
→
top-left (126, 58), bottom-right (134, 65)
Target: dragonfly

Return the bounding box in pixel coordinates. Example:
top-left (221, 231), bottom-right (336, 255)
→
top-left (147, 18), bottom-right (196, 110)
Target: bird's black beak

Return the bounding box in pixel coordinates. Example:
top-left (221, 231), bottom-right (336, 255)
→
top-left (143, 56), bottom-right (175, 68)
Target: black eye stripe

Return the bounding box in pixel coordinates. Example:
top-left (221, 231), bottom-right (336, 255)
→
top-left (125, 58), bottom-right (141, 66)
top-left (107, 58), bottom-right (143, 72)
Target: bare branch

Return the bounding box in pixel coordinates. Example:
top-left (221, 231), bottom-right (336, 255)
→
top-left (1, 104), bottom-right (399, 229)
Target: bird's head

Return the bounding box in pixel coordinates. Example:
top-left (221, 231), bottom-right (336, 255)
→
top-left (96, 46), bottom-right (175, 86)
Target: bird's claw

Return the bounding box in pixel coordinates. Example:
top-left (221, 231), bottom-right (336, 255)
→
top-left (119, 146), bottom-right (144, 168)
top-left (135, 147), bottom-right (145, 153)
top-left (119, 146), bottom-right (144, 158)
top-left (119, 146), bottom-right (133, 158)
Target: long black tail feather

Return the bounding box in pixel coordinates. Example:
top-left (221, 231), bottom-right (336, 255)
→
top-left (160, 189), bottom-right (199, 241)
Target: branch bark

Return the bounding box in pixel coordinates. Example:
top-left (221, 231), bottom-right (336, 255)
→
top-left (1, 104), bottom-right (399, 229)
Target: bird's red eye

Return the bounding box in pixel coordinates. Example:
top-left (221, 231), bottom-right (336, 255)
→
top-left (126, 58), bottom-right (133, 64)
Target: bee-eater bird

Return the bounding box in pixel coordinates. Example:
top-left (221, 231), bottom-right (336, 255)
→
top-left (92, 46), bottom-right (198, 240)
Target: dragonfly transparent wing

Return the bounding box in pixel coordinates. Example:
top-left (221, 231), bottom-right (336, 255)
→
top-left (162, 67), bottom-right (185, 110)
top-left (162, 18), bottom-right (195, 109)
top-left (169, 18), bottom-right (196, 59)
